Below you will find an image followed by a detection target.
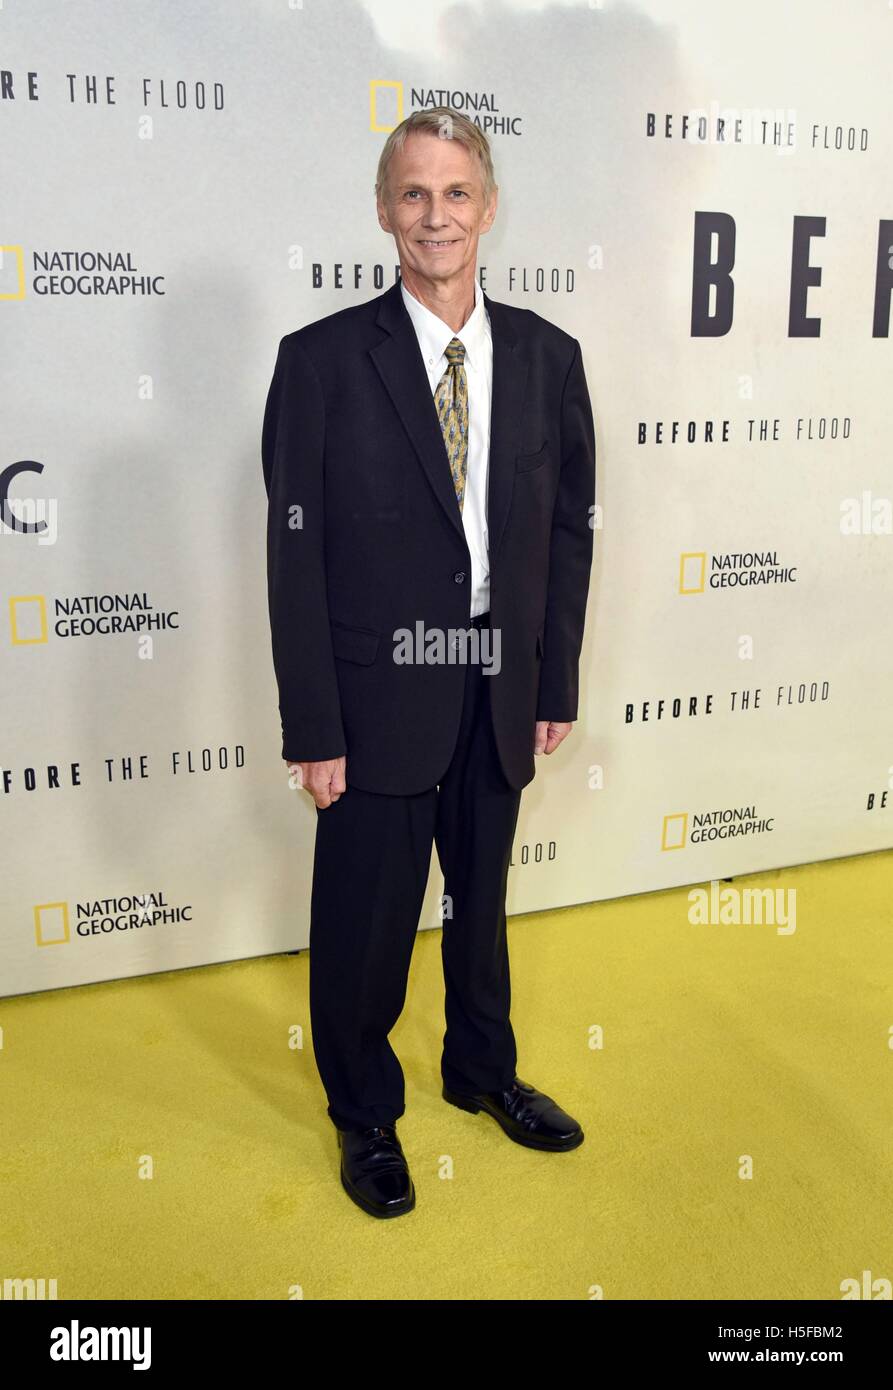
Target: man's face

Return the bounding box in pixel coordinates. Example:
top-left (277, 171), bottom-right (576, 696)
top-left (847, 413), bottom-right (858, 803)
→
top-left (377, 131), bottom-right (497, 287)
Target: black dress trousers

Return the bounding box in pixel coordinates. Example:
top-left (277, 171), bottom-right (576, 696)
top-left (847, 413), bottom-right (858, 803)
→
top-left (307, 613), bottom-right (524, 1132)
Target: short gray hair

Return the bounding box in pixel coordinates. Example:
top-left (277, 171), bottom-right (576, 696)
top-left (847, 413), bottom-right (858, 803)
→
top-left (375, 107), bottom-right (497, 203)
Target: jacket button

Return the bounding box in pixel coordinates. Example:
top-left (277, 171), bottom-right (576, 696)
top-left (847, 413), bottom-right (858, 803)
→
top-left (453, 571), bottom-right (466, 583)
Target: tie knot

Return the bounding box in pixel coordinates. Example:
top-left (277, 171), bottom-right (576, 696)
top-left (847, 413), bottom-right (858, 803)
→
top-left (444, 337), bottom-right (466, 366)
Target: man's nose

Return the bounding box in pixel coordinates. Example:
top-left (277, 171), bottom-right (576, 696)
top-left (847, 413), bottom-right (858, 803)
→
top-left (423, 195), bottom-right (451, 226)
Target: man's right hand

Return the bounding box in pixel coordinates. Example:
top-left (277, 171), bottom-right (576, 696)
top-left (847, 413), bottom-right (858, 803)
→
top-left (285, 756), bottom-right (347, 809)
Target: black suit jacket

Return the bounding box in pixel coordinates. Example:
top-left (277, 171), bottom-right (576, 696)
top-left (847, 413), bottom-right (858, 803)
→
top-left (261, 278), bottom-right (595, 795)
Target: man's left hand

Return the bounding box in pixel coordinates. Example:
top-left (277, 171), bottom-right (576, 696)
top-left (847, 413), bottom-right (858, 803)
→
top-left (534, 720), bottom-right (573, 755)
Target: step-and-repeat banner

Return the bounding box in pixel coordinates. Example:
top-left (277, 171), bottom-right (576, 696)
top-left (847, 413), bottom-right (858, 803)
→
top-left (2, 0), bottom-right (891, 998)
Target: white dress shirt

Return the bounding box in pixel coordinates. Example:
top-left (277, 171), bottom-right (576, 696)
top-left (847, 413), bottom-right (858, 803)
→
top-left (400, 277), bottom-right (492, 619)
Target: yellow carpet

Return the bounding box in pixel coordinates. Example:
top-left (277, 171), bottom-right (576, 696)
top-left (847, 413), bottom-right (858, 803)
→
top-left (2, 851), bottom-right (891, 1300)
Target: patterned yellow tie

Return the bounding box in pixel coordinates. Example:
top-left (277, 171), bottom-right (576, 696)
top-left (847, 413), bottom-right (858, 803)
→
top-left (434, 337), bottom-right (469, 513)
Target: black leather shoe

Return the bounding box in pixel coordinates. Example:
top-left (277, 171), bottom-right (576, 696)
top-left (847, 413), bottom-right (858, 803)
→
top-left (337, 1124), bottom-right (416, 1218)
top-left (442, 1076), bottom-right (584, 1151)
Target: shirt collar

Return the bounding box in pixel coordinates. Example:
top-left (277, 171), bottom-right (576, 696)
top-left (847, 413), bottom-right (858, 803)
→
top-left (400, 276), bottom-right (488, 369)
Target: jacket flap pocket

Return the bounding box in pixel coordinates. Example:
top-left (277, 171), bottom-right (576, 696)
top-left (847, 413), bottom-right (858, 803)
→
top-left (330, 620), bottom-right (381, 665)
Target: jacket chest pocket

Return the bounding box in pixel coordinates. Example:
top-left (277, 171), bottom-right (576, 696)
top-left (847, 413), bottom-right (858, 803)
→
top-left (516, 439), bottom-right (549, 473)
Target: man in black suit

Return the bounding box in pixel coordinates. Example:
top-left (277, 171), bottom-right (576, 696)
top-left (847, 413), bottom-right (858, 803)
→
top-left (262, 107), bottom-right (595, 1219)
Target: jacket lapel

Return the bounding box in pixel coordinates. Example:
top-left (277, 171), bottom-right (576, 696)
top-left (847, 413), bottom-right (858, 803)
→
top-left (482, 288), bottom-right (528, 565)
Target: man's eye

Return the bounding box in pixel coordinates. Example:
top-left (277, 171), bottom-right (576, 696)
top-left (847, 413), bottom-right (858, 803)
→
top-left (403, 190), bottom-right (467, 199)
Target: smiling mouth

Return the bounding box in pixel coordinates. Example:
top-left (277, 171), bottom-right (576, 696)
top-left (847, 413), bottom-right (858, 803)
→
top-left (417, 239), bottom-right (460, 247)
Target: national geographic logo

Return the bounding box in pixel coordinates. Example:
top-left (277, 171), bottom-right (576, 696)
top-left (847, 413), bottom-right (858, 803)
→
top-left (8, 592), bottom-right (179, 643)
top-left (0, 248), bottom-right (164, 299)
top-left (33, 892), bottom-right (192, 947)
top-left (678, 550), bottom-right (797, 593)
top-left (368, 81), bottom-right (522, 135)
top-left (662, 805), bottom-right (776, 850)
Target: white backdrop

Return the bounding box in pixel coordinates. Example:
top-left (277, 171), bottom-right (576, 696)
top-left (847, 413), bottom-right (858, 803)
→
top-left (2, 0), bottom-right (891, 998)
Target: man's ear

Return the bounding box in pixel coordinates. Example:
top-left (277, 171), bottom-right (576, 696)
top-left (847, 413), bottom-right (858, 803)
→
top-left (481, 185), bottom-right (499, 234)
top-left (375, 185), bottom-right (393, 233)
